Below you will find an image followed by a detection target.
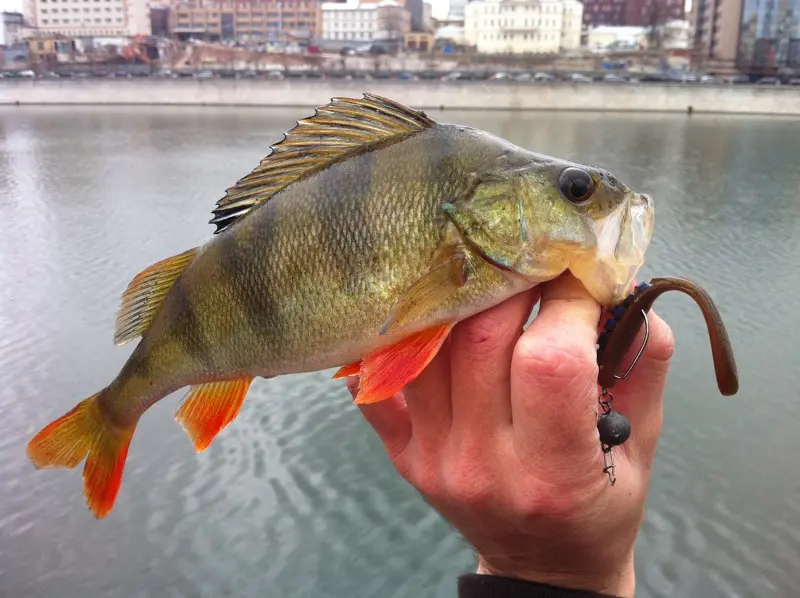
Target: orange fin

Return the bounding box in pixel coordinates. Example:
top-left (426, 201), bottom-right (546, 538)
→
top-left (333, 361), bottom-right (362, 379)
top-left (26, 391), bottom-right (134, 519)
top-left (114, 247), bottom-right (198, 346)
top-left (176, 378), bottom-right (253, 452)
top-left (355, 324), bottom-right (454, 405)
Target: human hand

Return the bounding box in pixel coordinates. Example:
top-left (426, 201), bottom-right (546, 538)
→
top-left (345, 273), bottom-right (674, 597)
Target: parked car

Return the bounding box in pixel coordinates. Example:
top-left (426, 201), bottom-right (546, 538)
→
top-left (568, 73), bottom-right (593, 83)
top-left (533, 72), bottom-right (557, 82)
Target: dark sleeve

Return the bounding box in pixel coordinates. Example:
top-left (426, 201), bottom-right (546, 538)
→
top-left (458, 574), bottom-right (620, 598)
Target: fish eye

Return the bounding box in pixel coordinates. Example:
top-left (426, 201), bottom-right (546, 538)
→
top-left (559, 168), bottom-right (595, 204)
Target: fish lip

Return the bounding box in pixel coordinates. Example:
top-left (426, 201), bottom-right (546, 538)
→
top-left (568, 190), bottom-right (655, 306)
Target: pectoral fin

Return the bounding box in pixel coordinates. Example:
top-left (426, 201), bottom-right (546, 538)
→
top-left (353, 323), bottom-right (453, 405)
top-left (333, 362), bottom-right (362, 379)
top-left (379, 250), bottom-right (467, 336)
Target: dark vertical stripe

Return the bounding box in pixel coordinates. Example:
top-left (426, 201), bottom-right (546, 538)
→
top-left (220, 203), bottom-right (281, 361)
top-left (314, 150), bottom-right (378, 296)
top-left (170, 275), bottom-right (217, 370)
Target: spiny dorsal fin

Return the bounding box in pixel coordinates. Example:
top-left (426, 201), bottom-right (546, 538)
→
top-left (210, 93), bottom-right (436, 234)
top-left (114, 247), bottom-right (198, 345)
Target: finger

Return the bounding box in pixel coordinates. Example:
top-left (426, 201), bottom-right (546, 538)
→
top-left (401, 339), bottom-right (453, 451)
top-left (449, 288), bottom-right (541, 438)
top-left (605, 310), bottom-right (674, 464)
top-left (510, 273), bottom-right (602, 464)
top-left (347, 377), bottom-right (413, 464)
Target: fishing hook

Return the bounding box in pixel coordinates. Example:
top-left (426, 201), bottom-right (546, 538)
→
top-left (597, 277), bottom-right (739, 396)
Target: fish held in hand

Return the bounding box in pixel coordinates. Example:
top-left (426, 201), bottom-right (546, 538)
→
top-left (26, 94), bottom-right (655, 518)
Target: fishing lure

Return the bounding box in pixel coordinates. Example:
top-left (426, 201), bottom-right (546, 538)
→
top-left (594, 277), bottom-right (739, 482)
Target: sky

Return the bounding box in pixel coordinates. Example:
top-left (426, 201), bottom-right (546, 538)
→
top-left (2, 0), bottom-right (21, 13)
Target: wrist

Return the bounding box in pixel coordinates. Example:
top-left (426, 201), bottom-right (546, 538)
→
top-left (476, 554), bottom-right (636, 598)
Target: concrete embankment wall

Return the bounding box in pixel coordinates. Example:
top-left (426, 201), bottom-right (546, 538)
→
top-left (1, 79), bottom-right (799, 116)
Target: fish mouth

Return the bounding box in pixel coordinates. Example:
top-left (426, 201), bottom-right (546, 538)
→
top-left (569, 192), bottom-right (655, 306)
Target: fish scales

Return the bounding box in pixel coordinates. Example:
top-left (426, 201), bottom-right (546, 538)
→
top-left (138, 125), bottom-right (512, 386)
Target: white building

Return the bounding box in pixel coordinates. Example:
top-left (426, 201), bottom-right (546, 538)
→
top-left (659, 19), bottom-right (691, 50)
top-left (423, 1), bottom-right (433, 31)
top-left (321, 0), bottom-right (411, 44)
top-left (464, 0), bottom-right (582, 54)
top-left (27, 0), bottom-right (150, 37)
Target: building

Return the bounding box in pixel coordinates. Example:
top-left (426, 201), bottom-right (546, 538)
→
top-left (149, 4), bottom-right (170, 37)
top-left (659, 17), bottom-right (691, 48)
top-left (581, 0), bottom-right (626, 26)
top-left (26, 33), bottom-right (74, 68)
top-left (27, 0), bottom-right (151, 37)
top-left (170, 0), bottom-right (319, 44)
top-left (464, 0), bottom-right (582, 54)
top-left (623, 0), bottom-right (684, 26)
top-left (1, 12), bottom-right (25, 46)
top-left (422, 0), bottom-right (433, 29)
top-left (582, 0), bottom-right (684, 28)
top-left (690, 0), bottom-right (743, 66)
top-left (320, 0), bottom-right (410, 44)
top-left (404, 29), bottom-right (433, 48)
top-left (737, 0), bottom-right (800, 72)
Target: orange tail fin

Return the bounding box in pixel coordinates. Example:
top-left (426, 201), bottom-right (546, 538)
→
top-left (26, 392), bottom-right (134, 519)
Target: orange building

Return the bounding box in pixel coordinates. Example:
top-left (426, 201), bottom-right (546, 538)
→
top-left (170, 0), bottom-right (320, 44)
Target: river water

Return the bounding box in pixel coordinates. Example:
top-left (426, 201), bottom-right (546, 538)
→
top-left (0, 105), bottom-right (797, 598)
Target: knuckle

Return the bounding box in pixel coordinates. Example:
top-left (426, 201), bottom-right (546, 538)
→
top-left (454, 312), bottom-right (509, 358)
top-left (515, 335), bottom-right (597, 387)
top-left (511, 485), bottom-right (578, 524)
top-left (443, 462), bottom-right (494, 509)
top-left (407, 455), bottom-right (442, 500)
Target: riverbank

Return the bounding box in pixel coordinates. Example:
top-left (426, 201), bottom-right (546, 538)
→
top-left (1, 78), bottom-right (799, 115)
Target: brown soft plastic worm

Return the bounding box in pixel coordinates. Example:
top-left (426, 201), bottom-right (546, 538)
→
top-left (597, 277), bottom-right (739, 396)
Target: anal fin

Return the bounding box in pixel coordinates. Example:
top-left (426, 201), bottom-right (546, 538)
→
top-left (354, 324), bottom-right (454, 405)
top-left (114, 248), bottom-right (198, 346)
top-left (175, 378), bottom-right (253, 452)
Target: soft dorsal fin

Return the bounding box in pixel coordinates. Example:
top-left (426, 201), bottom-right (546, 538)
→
top-left (114, 247), bottom-right (198, 345)
top-left (209, 93), bottom-right (435, 234)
